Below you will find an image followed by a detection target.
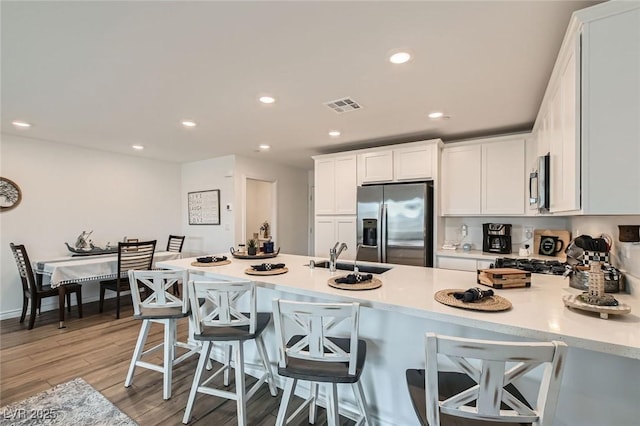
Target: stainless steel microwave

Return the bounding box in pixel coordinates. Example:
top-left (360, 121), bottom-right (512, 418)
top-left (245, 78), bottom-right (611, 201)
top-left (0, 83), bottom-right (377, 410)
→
top-left (529, 153), bottom-right (550, 212)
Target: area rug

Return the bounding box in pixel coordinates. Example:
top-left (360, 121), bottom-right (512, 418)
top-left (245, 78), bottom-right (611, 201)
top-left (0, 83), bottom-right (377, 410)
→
top-left (0, 378), bottom-right (137, 425)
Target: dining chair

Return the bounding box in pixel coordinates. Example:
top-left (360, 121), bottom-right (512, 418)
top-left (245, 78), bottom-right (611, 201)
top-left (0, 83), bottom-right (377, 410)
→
top-left (166, 235), bottom-right (185, 296)
top-left (405, 332), bottom-right (568, 426)
top-left (272, 299), bottom-right (371, 426)
top-left (167, 234), bottom-right (186, 253)
top-left (99, 240), bottom-right (156, 319)
top-left (125, 269), bottom-right (199, 400)
top-left (183, 278), bottom-right (277, 425)
top-left (10, 243), bottom-right (83, 330)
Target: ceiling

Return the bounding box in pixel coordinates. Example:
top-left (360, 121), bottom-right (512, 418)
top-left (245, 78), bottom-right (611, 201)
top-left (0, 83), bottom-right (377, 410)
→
top-left (1, 0), bottom-right (603, 170)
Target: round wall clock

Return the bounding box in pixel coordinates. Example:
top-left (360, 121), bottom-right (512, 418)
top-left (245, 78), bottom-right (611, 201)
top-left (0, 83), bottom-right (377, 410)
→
top-left (0, 177), bottom-right (22, 211)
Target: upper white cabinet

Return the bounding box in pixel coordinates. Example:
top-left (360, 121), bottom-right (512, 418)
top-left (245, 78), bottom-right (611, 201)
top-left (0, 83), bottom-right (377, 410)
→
top-left (534, 2), bottom-right (640, 214)
top-left (393, 144), bottom-right (435, 181)
top-left (441, 144), bottom-right (481, 215)
top-left (314, 154), bottom-right (357, 215)
top-left (441, 136), bottom-right (526, 216)
top-left (482, 139), bottom-right (526, 215)
top-left (359, 150), bottom-right (393, 183)
top-left (580, 4), bottom-right (639, 214)
top-left (358, 141), bottom-right (439, 184)
top-left (536, 29), bottom-right (580, 213)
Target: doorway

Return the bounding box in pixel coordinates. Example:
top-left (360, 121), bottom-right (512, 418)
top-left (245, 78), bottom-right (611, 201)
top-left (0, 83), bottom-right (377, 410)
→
top-left (243, 177), bottom-right (277, 247)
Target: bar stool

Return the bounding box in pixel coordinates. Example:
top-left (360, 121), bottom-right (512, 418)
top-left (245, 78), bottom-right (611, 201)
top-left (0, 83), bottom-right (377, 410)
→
top-left (272, 299), bottom-right (371, 426)
top-left (124, 269), bottom-right (199, 400)
top-left (182, 278), bottom-right (277, 425)
top-left (405, 332), bottom-right (568, 426)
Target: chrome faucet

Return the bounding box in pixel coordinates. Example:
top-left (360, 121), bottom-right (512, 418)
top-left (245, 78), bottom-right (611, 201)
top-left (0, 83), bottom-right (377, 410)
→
top-left (353, 243), bottom-right (362, 274)
top-left (329, 242), bottom-right (348, 272)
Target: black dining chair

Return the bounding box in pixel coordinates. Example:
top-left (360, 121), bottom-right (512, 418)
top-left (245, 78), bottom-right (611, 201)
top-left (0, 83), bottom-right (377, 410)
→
top-left (99, 240), bottom-right (156, 319)
top-left (166, 234), bottom-right (185, 253)
top-left (10, 243), bottom-right (83, 330)
top-left (166, 235), bottom-right (185, 296)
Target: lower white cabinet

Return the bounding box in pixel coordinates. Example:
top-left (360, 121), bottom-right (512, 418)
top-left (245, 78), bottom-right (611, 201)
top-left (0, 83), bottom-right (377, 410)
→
top-left (314, 216), bottom-right (356, 260)
top-left (437, 256), bottom-right (494, 272)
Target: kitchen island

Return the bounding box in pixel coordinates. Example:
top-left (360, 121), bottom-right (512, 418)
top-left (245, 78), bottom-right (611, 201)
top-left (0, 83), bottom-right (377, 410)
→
top-left (158, 253), bottom-right (640, 426)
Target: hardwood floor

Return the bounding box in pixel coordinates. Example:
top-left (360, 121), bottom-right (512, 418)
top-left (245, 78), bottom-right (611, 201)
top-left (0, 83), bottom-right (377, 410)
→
top-left (0, 299), bottom-right (355, 425)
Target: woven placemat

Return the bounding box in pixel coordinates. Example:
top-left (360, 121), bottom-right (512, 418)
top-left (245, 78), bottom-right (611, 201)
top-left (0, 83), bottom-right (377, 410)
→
top-left (190, 259), bottom-right (231, 267)
top-left (434, 289), bottom-right (512, 312)
top-left (328, 277), bottom-right (382, 291)
top-left (245, 267), bottom-right (288, 276)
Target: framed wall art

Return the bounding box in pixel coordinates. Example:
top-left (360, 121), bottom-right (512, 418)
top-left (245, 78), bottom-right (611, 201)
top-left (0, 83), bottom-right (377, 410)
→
top-left (0, 177), bottom-right (22, 212)
top-left (188, 189), bottom-right (220, 225)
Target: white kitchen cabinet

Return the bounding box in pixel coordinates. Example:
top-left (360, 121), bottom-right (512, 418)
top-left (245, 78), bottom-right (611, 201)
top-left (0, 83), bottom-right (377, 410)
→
top-left (482, 139), bottom-right (526, 215)
top-left (358, 141), bottom-right (439, 184)
top-left (313, 216), bottom-right (356, 260)
top-left (314, 154), bottom-right (357, 215)
top-left (441, 137), bottom-right (525, 216)
top-left (359, 150), bottom-right (394, 183)
top-left (533, 2), bottom-right (640, 214)
top-left (393, 144), bottom-right (435, 181)
top-left (441, 144), bottom-right (482, 215)
top-left (547, 32), bottom-right (580, 213)
top-left (436, 255), bottom-right (495, 272)
top-left (580, 4), bottom-right (640, 214)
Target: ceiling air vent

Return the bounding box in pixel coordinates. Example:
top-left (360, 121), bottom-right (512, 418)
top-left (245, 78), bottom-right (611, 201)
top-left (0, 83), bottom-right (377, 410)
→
top-left (324, 97), bottom-right (362, 113)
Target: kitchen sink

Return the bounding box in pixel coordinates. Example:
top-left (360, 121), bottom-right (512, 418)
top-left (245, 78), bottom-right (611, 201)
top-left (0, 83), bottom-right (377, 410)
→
top-left (311, 260), bottom-right (392, 275)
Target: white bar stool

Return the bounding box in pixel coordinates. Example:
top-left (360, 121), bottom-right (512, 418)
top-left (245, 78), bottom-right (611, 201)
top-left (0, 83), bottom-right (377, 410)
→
top-left (124, 269), bottom-right (199, 400)
top-left (405, 332), bottom-right (568, 426)
top-left (182, 279), bottom-right (277, 425)
top-left (272, 299), bottom-right (371, 426)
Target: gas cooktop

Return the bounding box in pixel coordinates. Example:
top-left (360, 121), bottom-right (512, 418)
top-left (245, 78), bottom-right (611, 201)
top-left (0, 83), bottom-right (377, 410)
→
top-left (493, 257), bottom-right (568, 276)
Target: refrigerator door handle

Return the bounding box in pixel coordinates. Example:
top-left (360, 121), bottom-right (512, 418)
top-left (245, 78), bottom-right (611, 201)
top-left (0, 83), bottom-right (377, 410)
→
top-left (381, 203), bottom-right (387, 263)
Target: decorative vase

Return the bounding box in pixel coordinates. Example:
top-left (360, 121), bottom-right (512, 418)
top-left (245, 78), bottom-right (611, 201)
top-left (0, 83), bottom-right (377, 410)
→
top-left (248, 246), bottom-right (257, 256)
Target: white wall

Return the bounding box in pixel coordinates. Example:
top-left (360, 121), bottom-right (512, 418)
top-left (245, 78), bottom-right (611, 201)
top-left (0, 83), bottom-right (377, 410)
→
top-left (246, 179), bottom-right (273, 242)
top-left (235, 156), bottom-right (309, 255)
top-left (180, 155), bottom-right (236, 255)
top-left (180, 155), bottom-right (309, 257)
top-left (0, 135), bottom-right (181, 318)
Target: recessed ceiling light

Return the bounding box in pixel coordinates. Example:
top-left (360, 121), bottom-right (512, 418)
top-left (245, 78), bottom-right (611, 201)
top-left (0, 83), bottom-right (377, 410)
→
top-left (12, 120), bottom-right (31, 128)
top-left (181, 120), bottom-right (197, 127)
top-left (258, 144), bottom-right (271, 150)
top-left (259, 96), bottom-right (276, 104)
top-left (389, 52), bottom-right (411, 64)
top-left (328, 130), bottom-right (341, 137)
top-left (428, 112), bottom-right (445, 119)
top-left (132, 145), bottom-right (144, 150)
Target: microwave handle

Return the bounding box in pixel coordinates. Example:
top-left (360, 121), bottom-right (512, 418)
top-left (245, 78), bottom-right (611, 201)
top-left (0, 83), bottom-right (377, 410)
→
top-left (529, 171), bottom-right (538, 205)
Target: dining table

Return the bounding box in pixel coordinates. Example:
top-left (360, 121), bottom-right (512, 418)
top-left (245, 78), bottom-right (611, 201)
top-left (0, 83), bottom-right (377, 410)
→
top-left (33, 251), bottom-right (182, 328)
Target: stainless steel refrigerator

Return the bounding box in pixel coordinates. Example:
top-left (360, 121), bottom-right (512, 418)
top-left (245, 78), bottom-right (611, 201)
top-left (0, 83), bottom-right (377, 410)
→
top-left (356, 182), bottom-right (433, 267)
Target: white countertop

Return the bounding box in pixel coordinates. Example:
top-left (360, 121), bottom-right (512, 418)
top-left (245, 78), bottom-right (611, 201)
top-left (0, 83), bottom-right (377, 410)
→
top-left (436, 249), bottom-right (564, 262)
top-left (157, 253), bottom-right (640, 359)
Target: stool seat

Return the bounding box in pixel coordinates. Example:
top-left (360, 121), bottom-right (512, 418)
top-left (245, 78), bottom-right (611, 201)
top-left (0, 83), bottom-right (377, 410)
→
top-left (194, 312), bottom-right (271, 341)
top-left (134, 306), bottom-right (190, 320)
top-left (406, 370), bottom-right (533, 426)
top-left (279, 336), bottom-right (366, 384)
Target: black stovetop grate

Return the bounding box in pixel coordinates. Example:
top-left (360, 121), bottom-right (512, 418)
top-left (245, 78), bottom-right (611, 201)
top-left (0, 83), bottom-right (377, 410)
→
top-left (493, 257), bottom-right (568, 275)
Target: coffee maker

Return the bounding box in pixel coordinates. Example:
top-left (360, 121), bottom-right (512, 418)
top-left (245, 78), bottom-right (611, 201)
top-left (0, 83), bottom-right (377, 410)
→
top-left (483, 223), bottom-right (512, 254)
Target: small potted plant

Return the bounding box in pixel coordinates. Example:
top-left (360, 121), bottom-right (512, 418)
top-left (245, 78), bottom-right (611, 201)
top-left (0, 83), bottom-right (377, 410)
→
top-left (247, 238), bottom-right (258, 256)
